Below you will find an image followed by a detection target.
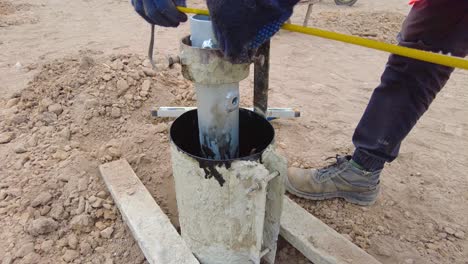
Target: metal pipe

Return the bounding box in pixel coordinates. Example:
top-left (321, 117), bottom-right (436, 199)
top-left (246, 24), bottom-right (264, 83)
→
top-left (188, 15), bottom-right (241, 159)
top-left (195, 83), bottom-right (239, 160)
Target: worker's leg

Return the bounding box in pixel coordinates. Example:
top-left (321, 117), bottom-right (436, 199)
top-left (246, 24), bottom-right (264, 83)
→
top-left (352, 1), bottom-right (468, 171)
top-left (286, 1), bottom-right (468, 205)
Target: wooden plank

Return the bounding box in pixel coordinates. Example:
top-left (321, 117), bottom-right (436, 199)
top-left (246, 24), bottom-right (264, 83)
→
top-left (281, 197), bottom-right (381, 264)
top-left (99, 159), bottom-right (199, 264)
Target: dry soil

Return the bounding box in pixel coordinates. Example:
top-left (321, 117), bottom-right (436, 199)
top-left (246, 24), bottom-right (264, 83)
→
top-left (1, 0), bottom-right (467, 264)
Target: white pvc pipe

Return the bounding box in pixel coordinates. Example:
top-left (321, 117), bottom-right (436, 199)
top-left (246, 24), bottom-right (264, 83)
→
top-left (189, 15), bottom-right (218, 49)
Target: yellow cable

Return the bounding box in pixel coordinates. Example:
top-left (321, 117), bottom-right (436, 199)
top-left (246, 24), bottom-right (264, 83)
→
top-left (178, 6), bottom-right (210, 16)
top-left (177, 6), bottom-right (468, 70)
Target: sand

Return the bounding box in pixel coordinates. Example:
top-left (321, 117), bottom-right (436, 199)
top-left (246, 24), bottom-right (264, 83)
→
top-left (0, 0), bottom-right (467, 263)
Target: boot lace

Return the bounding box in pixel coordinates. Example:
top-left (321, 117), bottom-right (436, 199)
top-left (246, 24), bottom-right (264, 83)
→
top-left (315, 155), bottom-right (348, 182)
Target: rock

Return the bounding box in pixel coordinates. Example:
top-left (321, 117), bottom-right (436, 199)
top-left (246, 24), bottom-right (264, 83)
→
top-left (91, 198), bottom-right (103, 208)
top-left (95, 221), bottom-right (107, 231)
top-left (140, 90), bottom-right (148, 97)
top-left (31, 192), bottom-right (53, 207)
top-left (41, 112), bottom-right (58, 125)
top-left (111, 60), bottom-right (124, 70)
top-left (437, 232), bottom-right (447, 239)
top-left (15, 242), bottom-right (35, 258)
top-left (102, 74), bottom-right (113, 81)
top-left (58, 174), bottom-right (69, 182)
top-left (105, 256), bottom-right (114, 264)
top-left (28, 217), bottom-right (58, 236)
top-left (20, 253), bottom-right (41, 264)
top-left (404, 211), bottom-right (411, 218)
top-left (11, 114), bottom-right (29, 125)
top-left (6, 188), bottom-right (22, 197)
top-left (62, 249), bottom-right (79, 262)
top-left (15, 62), bottom-right (23, 70)
top-left (154, 123), bottom-right (168, 134)
top-left (103, 210), bottom-right (117, 220)
top-left (40, 98), bottom-right (54, 109)
top-left (141, 79), bottom-right (151, 92)
top-left (424, 223), bottom-right (434, 231)
top-left (70, 141), bottom-right (80, 149)
top-left (116, 79), bottom-right (129, 96)
top-left (85, 98), bottom-right (99, 110)
top-left (128, 71), bottom-right (141, 80)
top-left (444, 227), bottom-right (455, 235)
top-left (70, 214), bottom-right (93, 232)
top-left (40, 240), bottom-right (54, 253)
top-left (53, 149), bottom-right (68, 161)
top-left (78, 178), bottom-right (88, 192)
top-left (454, 230), bottom-right (465, 239)
top-left (0, 132), bottom-right (15, 144)
top-left (80, 241), bottom-right (93, 256)
top-left (110, 107), bottom-right (121, 118)
top-left (80, 56), bottom-right (95, 71)
top-left (14, 144), bottom-right (28, 154)
top-left (49, 204), bottom-right (65, 220)
top-left (100, 226), bottom-right (114, 239)
top-left (75, 196), bottom-right (85, 215)
top-left (376, 225), bottom-right (385, 232)
top-left (6, 98), bottom-right (20, 108)
top-left (25, 135), bottom-right (38, 148)
top-left (40, 205), bottom-right (52, 215)
top-left (2, 254), bottom-right (13, 264)
top-left (404, 259), bottom-right (415, 264)
top-left (0, 190), bottom-right (6, 200)
top-left (107, 147), bottom-right (121, 158)
top-left (48, 103), bottom-right (63, 115)
top-left (68, 234), bottom-right (79, 249)
top-left (59, 127), bottom-right (71, 141)
top-left (14, 155), bottom-right (30, 170)
top-left (142, 67), bottom-right (156, 77)
top-left (425, 243), bottom-right (438, 250)
top-left (96, 191), bottom-right (108, 199)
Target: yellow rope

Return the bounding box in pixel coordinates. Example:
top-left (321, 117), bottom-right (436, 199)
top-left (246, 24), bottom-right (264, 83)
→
top-left (178, 6), bottom-right (210, 16)
top-left (177, 7), bottom-right (468, 70)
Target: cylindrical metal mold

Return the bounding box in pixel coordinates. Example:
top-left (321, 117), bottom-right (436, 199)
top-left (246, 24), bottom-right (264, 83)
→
top-left (170, 109), bottom-right (287, 264)
top-left (179, 36), bottom-right (249, 160)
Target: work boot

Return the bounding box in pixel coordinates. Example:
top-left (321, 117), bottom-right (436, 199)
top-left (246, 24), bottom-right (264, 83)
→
top-left (285, 155), bottom-right (381, 206)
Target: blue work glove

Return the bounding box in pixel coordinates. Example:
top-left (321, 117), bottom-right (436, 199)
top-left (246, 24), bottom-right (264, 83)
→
top-left (132, 0), bottom-right (188, 27)
top-left (207, 0), bottom-right (299, 63)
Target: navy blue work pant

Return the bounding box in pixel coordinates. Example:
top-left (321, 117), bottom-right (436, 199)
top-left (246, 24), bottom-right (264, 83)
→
top-left (352, 0), bottom-right (468, 171)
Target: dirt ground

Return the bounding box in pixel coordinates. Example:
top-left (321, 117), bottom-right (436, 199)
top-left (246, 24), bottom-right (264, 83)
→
top-left (1, 0), bottom-right (467, 264)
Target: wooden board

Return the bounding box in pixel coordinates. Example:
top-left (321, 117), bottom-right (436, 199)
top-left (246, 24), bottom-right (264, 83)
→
top-left (99, 159), bottom-right (199, 264)
top-left (281, 197), bottom-right (381, 264)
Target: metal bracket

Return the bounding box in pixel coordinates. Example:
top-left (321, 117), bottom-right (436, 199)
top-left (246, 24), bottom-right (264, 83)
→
top-left (151, 107), bottom-right (300, 120)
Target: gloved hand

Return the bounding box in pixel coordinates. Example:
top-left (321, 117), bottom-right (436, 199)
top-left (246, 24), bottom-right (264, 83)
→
top-left (132, 0), bottom-right (188, 27)
top-left (207, 0), bottom-right (300, 63)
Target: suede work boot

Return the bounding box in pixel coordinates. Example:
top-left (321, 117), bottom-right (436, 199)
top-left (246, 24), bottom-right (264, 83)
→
top-left (285, 155), bottom-right (381, 206)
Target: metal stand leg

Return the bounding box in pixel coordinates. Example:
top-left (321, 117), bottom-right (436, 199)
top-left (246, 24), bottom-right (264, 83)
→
top-left (254, 41), bottom-right (271, 118)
